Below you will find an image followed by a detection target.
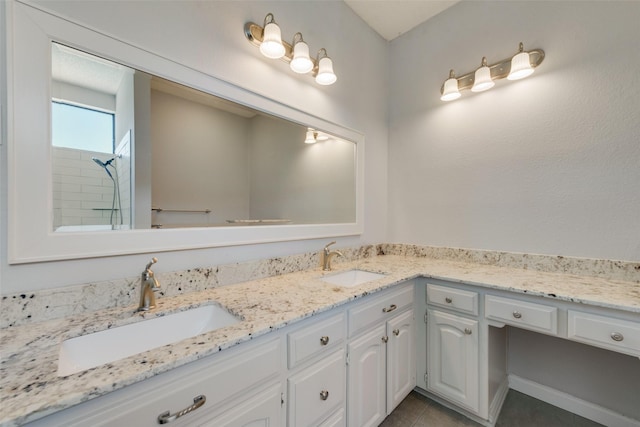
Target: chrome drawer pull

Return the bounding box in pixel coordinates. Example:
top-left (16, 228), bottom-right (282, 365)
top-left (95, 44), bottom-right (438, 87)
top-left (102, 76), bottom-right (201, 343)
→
top-left (445, 297), bottom-right (453, 304)
top-left (320, 336), bottom-right (330, 345)
top-left (158, 395), bottom-right (206, 424)
top-left (464, 328), bottom-right (472, 335)
top-left (320, 390), bottom-right (329, 401)
top-left (611, 332), bottom-right (624, 342)
top-left (512, 311), bottom-right (522, 319)
top-left (382, 304), bottom-right (397, 313)
top-left (393, 329), bottom-right (400, 336)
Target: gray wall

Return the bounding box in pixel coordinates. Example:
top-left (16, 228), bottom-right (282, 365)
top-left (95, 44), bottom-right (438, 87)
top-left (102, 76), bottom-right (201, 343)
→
top-left (388, 1), bottom-right (640, 261)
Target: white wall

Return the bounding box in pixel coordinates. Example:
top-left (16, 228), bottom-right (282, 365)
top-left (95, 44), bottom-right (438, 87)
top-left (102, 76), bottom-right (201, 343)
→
top-left (151, 89), bottom-right (251, 227)
top-left (249, 115), bottom-right (356, 224)
top-left (388, 1), bottom-right (640, 261)
top-left (0, 0), bottom-right (388, 293)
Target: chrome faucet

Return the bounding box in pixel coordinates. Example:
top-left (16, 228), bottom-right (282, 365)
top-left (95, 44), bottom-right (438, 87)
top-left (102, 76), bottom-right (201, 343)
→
top-left (322, 241), bottom-right (343, 271)
top-left (137, 257), bottom-right (161, 312)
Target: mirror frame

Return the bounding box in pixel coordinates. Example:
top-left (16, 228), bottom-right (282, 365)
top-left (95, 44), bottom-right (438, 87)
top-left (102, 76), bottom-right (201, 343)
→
top-left (7, 1), bottom-right (364, 264)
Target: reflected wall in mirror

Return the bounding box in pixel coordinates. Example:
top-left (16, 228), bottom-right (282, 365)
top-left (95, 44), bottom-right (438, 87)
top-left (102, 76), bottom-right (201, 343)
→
top-left (51, 43), bottom-right (356, 232)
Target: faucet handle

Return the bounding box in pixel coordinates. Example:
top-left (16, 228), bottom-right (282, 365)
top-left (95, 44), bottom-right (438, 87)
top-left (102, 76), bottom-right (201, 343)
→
top-left (145, 257), bottom-right (158, 272)
top-left (324, 241), bottom-right (337, 250)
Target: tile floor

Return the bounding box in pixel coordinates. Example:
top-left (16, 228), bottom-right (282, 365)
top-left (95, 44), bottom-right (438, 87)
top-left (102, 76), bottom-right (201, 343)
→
top-left (380, 390), bottom-right (604, 427)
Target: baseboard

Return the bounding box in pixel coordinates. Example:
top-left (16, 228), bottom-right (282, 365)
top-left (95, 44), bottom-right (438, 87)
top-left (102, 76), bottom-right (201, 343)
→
top-left (509, 375), bottom-right (640, 427)
top-left (487, 379), bottom-right (509, 425)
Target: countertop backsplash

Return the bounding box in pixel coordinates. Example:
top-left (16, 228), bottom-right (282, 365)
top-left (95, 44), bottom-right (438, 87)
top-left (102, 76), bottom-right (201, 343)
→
top-left (1, 244), bottom-right (637, 329)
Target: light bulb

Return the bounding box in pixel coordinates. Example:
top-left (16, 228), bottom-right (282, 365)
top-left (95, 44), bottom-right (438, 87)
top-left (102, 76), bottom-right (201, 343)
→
top-left (305, 129), bottom-right (317, 144)
top-left (471, 57), bottom-right (494, 92)
top-left (315, 55), bottom-right (337, 85)
top-left (440, 70), bottom-right (461, 101)
top-left (290, 38), bottom-right (314, 74)
top-left (259, 16), bottom-right (285, 59)
top-left (508, 43), bottom-right (534, 80)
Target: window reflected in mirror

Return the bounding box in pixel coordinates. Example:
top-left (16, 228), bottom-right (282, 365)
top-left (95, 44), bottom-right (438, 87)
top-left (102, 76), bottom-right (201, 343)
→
top-left (50, 43), bottom-right (356, 232)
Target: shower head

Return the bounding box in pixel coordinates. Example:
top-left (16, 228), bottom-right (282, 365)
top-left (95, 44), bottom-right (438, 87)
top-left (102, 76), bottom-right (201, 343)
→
top-left (92, 156), bottom-right (115, 179)
top-left (92, 156), bottom-right (115, 168)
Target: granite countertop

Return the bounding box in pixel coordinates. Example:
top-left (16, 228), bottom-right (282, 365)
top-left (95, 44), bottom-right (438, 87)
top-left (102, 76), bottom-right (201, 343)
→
top-left (1, 255), bottom-right (639, 426)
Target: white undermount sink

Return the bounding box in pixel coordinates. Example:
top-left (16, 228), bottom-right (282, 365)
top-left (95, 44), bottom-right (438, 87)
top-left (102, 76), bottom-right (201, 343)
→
top-left (320, 269), bottom-right (387, 288)
top-left (57, 304), bottom-right (240, 376)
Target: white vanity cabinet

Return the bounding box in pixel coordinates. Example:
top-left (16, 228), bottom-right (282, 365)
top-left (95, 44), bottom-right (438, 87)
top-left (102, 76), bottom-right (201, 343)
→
top-left (286, 312), bottom-right (347, 427)
top-left (347, 283), bottom-right (416, 427)
top-left (26, 337), bottom-right (283, 427)
top-left (426, 284), bottom-right (481, 414)
top-left (428, 310), bottom-right (479, 413)
top-left (418, 279), bottom-right (640, 427)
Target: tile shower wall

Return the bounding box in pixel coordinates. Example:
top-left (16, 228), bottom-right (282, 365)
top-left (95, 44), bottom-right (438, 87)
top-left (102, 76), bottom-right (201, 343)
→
top-left (52, 146), bottom-right (120, 229)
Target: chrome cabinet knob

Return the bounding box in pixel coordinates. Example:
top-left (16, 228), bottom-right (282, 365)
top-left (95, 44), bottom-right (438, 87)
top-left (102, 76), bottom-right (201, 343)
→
top-left (320, 390), bottom-right (329, 401)
top-left (445, 297), bottom-right (453, 304)
top-left (320, 336), bottom-right (330, 346)
top-left (512, 311), bottom-right (522, 319)
top-left (382, 336), bottom-right (389, 343)
top-left (611, 332), bottom-right (624, 342)
top-left (464, 328), bottom-right (472, 335)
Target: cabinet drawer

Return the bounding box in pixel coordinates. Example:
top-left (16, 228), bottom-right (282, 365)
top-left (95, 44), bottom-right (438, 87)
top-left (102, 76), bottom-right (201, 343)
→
top-left (568, 311), bottom-right (640, 357)
top-left (288, 349), bottom-right (345, 427)
top-left (348, 285), bottom-right (413, 337)
top-left (29, 338), bottom-right (281, 427)
top-left (288, 312), bottom-right (345, 369)
top-left (485, 295), bottom-right (558, 335)
top-left (427, 283), bottom-right (478, 315)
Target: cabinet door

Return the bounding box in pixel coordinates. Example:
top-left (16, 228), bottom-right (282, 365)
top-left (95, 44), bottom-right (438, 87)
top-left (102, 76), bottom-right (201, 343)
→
top-left (288, 349), bottom-right (345, 427)
top-left (428, 310), bottom-right (479, 413)
top-left (347, 324), bottom-right (387, 427)
top-left (387, 309), bottom-right (416, 413)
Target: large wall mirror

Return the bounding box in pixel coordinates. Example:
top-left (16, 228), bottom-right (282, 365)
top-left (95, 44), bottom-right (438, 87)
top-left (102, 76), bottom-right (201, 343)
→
top-left (8, 2), bottom-right (364, 263)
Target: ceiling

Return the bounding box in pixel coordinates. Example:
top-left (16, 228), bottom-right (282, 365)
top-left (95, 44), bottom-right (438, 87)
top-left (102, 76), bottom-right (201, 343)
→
top-left (344, 0), bottom-right (459, 41)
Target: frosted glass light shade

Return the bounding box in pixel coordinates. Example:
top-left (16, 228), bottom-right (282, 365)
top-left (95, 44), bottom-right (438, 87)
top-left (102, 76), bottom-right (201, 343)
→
top-left (508, 51), bottom-right (534, 80)
top-left (290, 41), bottom-right (314, 74)
top-left (471, 65), bottom-right (494, 92)
top-left (315, 57), bottom-right (337, 85)
top-left (305, 130), bottom-right (317, 144)
top-left (259, 22), bottom-right (285, 59)
top-left (441, 77), bottom-right (461, 101)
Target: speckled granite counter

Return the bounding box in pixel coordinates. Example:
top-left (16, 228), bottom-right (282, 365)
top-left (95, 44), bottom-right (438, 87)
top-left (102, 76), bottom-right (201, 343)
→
top-left (1, 254), bottom-right (639, 426)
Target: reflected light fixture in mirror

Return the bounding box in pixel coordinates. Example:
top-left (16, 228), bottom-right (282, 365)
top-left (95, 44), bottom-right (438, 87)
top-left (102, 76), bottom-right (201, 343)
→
top-left (244, 14), bottom-right (337, 85)
top-left (259, 13), bottom-right (285, 59)
top-left (440, 42), bottom-right (544, 101)
top-left (305, 129), bottom-right (317, 144)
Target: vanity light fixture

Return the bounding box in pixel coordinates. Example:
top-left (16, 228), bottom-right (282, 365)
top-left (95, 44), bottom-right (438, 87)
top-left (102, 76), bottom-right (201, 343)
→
top-left (245, 14), bottom-right (337, 85)
top-left (440, 42), bottom-right (544, 101)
